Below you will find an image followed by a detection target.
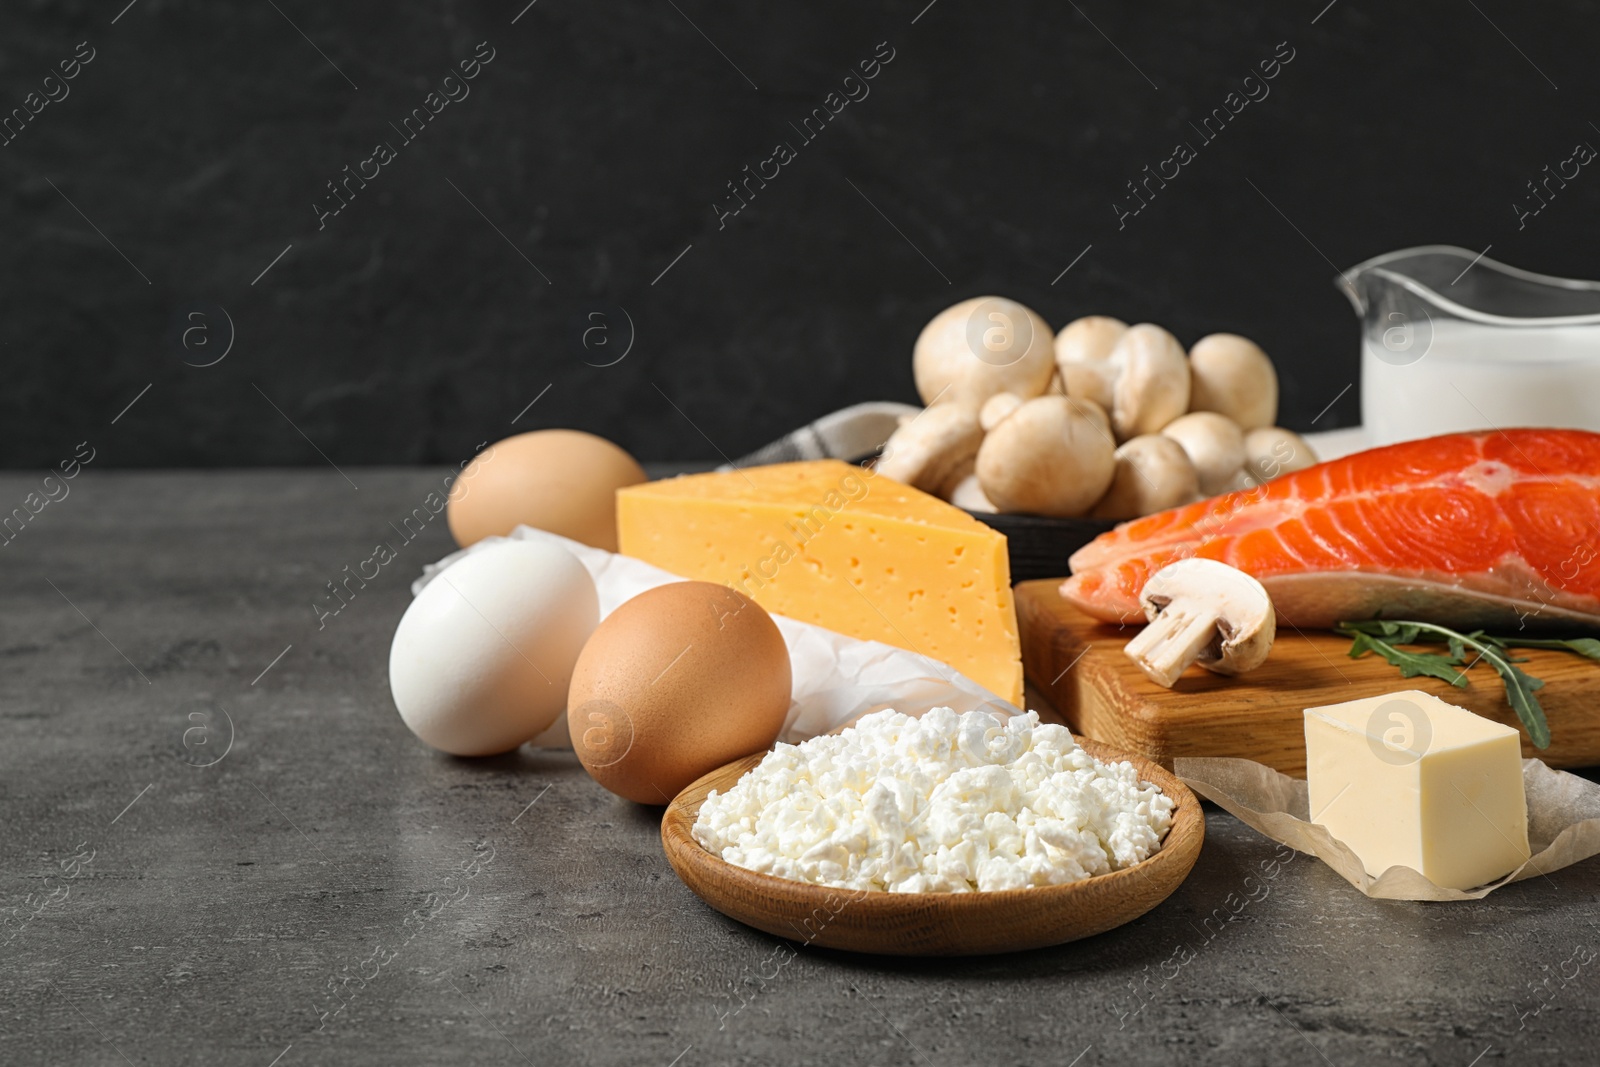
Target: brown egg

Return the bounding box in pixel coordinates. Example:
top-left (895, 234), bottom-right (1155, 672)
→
top-left (569, 581), bottom-right (792, 804)
top-left (447, 429), bottom-right (646, 551)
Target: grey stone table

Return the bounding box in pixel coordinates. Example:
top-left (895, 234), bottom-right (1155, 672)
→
top-left (4, 470), bottom-right (1597, 1067)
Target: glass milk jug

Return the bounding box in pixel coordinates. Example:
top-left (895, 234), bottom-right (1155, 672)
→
top-left (1340, 245), bottom-right (1600, 446)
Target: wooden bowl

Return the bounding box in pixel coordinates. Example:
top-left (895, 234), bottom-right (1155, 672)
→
top-left (660, 737), bottom-right (1204, 956)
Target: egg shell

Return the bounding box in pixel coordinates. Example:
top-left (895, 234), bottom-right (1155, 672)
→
top-left (447, 429), bottom-right (646, 551)
top-left (390, 539), bottom-right (599, 756)
top-left (569, 581), bottom-right (792, 805)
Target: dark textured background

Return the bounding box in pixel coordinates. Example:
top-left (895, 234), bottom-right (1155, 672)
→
top-left (2, 0), bottom-right (1595, 467)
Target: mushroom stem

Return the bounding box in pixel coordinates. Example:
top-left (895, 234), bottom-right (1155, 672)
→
top-left (1124, 604), bottom-right (1223, 687)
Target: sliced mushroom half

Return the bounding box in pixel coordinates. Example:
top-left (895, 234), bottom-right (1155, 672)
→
top-left (1123, 558), bottom-right (1275, 687)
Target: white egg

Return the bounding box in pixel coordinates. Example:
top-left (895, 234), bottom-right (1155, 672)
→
top-left (389, 539), bottom-right (599, 756)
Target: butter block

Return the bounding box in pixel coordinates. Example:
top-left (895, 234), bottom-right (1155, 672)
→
top-left (616, 460), bottom-right (1023, 705)
top-left (1304, 689), bottom-right (1529, 890)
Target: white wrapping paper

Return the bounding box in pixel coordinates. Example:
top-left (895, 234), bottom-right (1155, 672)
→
top-left (1176, 756), bottom-right (1600, 900)
top-left (414, 527), bottom-right (1020, 747)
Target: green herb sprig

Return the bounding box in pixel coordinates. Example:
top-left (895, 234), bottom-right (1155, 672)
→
top-left (1333, 619), bottom-right (1589, 750)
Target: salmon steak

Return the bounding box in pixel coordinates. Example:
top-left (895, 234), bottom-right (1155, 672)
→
top-left (1061, 429), bottom-right (1600, 630)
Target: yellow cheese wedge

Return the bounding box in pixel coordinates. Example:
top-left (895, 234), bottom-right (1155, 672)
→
top-left (616, 460), bottom-right (1022, 705)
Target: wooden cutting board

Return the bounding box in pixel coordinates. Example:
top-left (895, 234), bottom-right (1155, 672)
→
top-left (1015, 579), bottom-right (1600, 777)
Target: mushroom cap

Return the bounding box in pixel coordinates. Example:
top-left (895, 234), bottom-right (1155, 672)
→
top-left (1188, 333), bottom-right (1279, 431)
top-left (1054, 316), bottom-right (1129, 409)
top-left (976, 395), bottom-right (1115, 517)
top-left (979, 391), bottom-right (1025, 432)
top-left (934, 454), bottom-right (979, 499)
top-left (1243, 426), bottom-right (1319, 483)
top-left (874, 403), bottom-right (983, 495)
top-left (1221, 428), bottom-right (1321, 493)
top-left (945, 469), bottom-right (997, 513)
top-left (913, 297), bottom-right (1056, 407)
top-left (1109, 324), bottom-right (1190, 441)
top-left (1072, 396), bottom-right (1113, 440)
top-left (1091, 434), bottom-right (1200, 520)
top-left (1161, 411), bottom-right (1247, 496)
top-left (1139, 558), bottom-right (1276, 675)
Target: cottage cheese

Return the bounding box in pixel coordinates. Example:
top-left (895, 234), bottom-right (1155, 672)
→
top-left (692, 707), bottom-right (1175, 893)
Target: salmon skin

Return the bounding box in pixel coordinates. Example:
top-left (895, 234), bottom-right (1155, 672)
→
top-left (1061, 429), bottom-right (1600, 631)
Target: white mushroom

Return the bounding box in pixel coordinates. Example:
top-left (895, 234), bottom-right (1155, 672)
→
top-left (1221, 428), bottom-right (1322, 492)
top-left (1188, 334), bottom-right (1279, 431)
top-left (1053, 319), bottom-right (1188, 441)
top-left (1073, 396), bottom-right (1114, 441)
top-left (1161, 411), bottom-right (1247, 496)
top-left (945, 469), bottom-right (998, 513)
top-left (1091, 435), bottom-right (1200, 520)
top-left (913, 297), bottom-right (1056, 408)
top-left (1123, 558), bottom-right (1276, 688)
top-left (875, 403), bottom-right (983, 494)
top-left (1053, 316), bottom-right (1129, 408)
top-left (979, 391), bottom-right (1025, 431)
top-left (1243, 427), bottom-right (1319, 483)
top-left (976, 396), bottom-right (1115, 517)
top-left (1107, 324), bottom-right (1191, 442)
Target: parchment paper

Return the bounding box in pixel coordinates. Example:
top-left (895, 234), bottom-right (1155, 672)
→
top-left (1176, 756), bottom-right (1600, 900)
top-left (414, 527), bottom-right (1020, 748)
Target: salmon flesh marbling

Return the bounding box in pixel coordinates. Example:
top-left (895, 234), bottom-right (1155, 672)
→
top-left (1060, 429), bottom-right (1600, 630)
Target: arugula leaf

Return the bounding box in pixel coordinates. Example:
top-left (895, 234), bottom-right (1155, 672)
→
top-left (1336, 620), bottom-right (1555, 749)
top-left (1500, 664), bottom-right (1548, 751)
top-left (1343, 630), bottom-right (1470, 688)
top-left (1345, 619), bottom-right (1426, 645)
top-left (1464, 631), bottom-right (1533, 664)
top-left (1494, 636), bottom-right (1600, 662)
